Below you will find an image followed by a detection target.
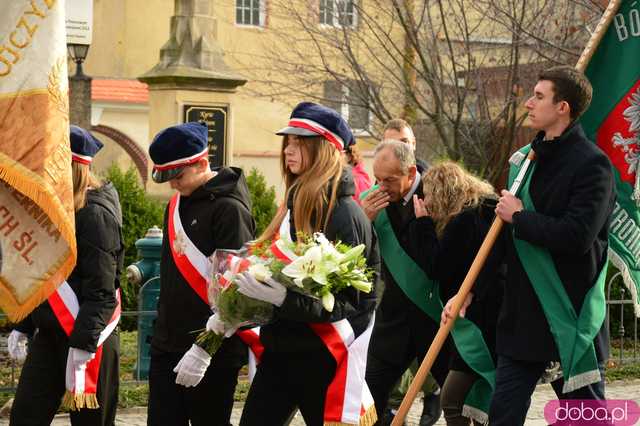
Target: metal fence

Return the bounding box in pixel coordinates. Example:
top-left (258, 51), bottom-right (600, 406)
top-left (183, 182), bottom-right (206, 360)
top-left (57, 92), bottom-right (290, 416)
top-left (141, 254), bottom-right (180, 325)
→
top-left (606, 272), bottom-right (639, 365)
top-left (1, 274), bottom-right (639, 393)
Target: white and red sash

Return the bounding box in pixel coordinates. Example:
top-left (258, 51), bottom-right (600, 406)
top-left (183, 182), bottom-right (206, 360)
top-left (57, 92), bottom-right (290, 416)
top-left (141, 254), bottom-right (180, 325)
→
top-left (167, 193), bottom-right (212, 304)
top-left (47, 281), bottom-right (121, 410)
top-left (238, 211), bottom-right (377, 426)
top-left (238, 317), bottom-right (376, 426)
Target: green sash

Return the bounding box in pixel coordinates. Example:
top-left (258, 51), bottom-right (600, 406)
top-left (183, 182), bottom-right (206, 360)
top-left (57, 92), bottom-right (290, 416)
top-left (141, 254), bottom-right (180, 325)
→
top-left (508, 145), bottom-right (607, 393)
top-left (364, 187), bottom-right (495, 424)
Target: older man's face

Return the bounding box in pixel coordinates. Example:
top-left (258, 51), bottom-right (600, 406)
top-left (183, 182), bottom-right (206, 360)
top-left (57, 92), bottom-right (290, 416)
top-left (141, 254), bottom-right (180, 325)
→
top-left (373, 148), bottom-right (416, 203)
top-left (382, 127), bottom-right (416, 150)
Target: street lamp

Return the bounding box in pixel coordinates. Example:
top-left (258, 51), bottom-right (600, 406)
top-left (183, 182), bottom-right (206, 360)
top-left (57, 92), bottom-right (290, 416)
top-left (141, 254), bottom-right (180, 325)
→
top-left (67, 43), bottom-right (90, 78)
top-left (67, 42), bottom-right (92, 129)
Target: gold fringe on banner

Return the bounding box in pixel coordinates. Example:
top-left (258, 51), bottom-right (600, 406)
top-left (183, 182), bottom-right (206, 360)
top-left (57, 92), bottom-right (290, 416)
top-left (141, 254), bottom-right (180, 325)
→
top-left (0, 155), bottom-right (77, 322)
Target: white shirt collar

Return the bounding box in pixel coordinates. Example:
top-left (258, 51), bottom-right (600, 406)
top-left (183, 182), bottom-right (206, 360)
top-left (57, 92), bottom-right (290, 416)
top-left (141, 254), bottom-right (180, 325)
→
top-left (402, 170), bottom-right (421, 206)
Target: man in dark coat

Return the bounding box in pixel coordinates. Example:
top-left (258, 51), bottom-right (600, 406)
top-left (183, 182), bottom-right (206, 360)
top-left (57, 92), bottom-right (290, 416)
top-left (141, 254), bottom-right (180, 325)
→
top-left (9, 126), bottom-right (124, 426)
top-left (146, 122), bottom-right (255, 426)
top-left (362, 140), bottom-right (450, 425)
top-left (380, 119), bottom-right (440, 426)
top-left (444, 66), bottom-right (616, 425)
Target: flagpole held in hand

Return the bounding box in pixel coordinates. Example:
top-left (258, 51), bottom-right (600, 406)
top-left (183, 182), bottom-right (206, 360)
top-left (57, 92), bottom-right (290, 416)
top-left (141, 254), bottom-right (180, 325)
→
top-left (390, 150), bottom-right (535, 426)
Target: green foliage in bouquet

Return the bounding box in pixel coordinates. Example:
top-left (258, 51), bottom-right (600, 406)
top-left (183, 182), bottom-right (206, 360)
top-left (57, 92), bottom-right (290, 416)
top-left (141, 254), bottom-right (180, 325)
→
top-left (196, 233), bottom-right (375, 355)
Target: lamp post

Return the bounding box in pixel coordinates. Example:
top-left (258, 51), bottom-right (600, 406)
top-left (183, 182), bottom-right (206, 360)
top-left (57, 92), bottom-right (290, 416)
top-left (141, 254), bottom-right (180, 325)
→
top-left (67, 42), bottom-right (92, 130)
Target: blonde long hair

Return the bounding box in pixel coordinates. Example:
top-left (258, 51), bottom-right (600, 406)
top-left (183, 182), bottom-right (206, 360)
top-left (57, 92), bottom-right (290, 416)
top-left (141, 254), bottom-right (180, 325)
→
top-left (72, 162), bottom-right (102, 212)
top-left (259, 136), bottom-right (343, 241)
top-left (422, 161), bottom-right (495, 236)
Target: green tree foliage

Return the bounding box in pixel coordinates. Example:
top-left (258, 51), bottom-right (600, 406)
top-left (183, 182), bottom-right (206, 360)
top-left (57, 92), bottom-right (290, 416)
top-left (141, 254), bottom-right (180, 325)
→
top-left (245, 167), bottom-right (277, 236)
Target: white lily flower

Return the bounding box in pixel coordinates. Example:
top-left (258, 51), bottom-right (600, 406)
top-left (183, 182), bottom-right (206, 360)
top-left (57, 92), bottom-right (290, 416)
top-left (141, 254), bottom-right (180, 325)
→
top-left (351, 279), bottom-right (372, 293)
top-left (339, 244), bottom-right (365, 264)
top-left (321, 292), bottom-right (335, 312)
top-left (247, 263), bottom-right (272, 282)
top-left (282, 245), bottom-right (336, 286)
top-left (314, 232), bottom-right (344, 263)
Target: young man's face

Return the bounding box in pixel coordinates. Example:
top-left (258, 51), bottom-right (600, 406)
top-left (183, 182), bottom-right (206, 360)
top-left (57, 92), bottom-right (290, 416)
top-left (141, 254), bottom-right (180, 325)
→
top-left (373, 149), bottom-right (416, 203)
top-left (383, 127), bottom-right (416, 150)
top-left (169, 161), bottom-right (206, 196)
top-left (525, 80), bottom-right (567, 132)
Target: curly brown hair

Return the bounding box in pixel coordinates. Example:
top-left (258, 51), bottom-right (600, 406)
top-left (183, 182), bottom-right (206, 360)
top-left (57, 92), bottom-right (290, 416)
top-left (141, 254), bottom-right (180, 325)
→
top-left (422, 161), bottom-right (495, 236)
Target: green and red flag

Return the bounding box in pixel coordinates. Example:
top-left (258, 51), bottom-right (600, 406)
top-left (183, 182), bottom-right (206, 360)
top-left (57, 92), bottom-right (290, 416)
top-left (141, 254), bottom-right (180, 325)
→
top-left (581, 0), bottom-right (640, 316)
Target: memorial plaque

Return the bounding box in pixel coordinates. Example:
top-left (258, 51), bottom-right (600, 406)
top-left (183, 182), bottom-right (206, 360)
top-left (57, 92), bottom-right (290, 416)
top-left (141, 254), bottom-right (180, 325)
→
top-left (183, 105), bottom-right (228, 168)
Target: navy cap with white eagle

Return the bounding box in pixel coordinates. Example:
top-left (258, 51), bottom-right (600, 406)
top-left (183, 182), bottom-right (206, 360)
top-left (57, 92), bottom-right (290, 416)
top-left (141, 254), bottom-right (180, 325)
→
top-left (276, 102), bottom-right (354, 151)
top-left (149, 122), bottom-right (209, 183)
top-left (70, 125), bottom-right (104, 164)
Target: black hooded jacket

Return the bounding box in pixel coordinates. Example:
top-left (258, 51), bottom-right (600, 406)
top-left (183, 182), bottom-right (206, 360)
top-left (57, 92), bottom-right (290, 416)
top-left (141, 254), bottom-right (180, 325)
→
top-left (16, 182), bottom-right (125, 353)
top-left (259, 167), bottom-right (381, 354)
top-left (151, 167), bottom-right (255, 365)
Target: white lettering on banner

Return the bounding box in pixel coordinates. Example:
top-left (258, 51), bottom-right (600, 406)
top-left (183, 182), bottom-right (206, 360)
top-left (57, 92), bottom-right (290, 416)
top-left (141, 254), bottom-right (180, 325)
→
top-left (614, 5), bottom-right (640, 42)
top-left (610, 202), bottom-right (640, 266)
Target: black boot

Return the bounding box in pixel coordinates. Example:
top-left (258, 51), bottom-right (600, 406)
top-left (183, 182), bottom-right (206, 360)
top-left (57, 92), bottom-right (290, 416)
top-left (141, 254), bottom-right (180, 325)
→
top-left (419, 391), bottom-right (442, 426)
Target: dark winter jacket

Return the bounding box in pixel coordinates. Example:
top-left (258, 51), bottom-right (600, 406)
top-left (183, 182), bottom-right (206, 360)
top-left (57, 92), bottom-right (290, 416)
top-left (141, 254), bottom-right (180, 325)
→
top-left (478, 124), bottom-right (615, 362)
top-left (409, 198), bottom-right (505, 372)
top-left (151, 167), bottom-right (255, 366)
top-left (16, 182), bottom-right (125, 353)
top-left (259, 167), bottom-right (381, 353)
top-left (367, 179), bottom-right (449, 364)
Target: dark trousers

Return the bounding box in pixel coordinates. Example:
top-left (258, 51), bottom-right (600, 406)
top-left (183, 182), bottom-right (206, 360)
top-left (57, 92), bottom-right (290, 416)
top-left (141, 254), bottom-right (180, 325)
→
top-left (147, 349), bottom-right (240, 426)
top-left (440, 370), bottom-right (483, 426)
top-left (10, 330), bottom-right (119, 426)
top-left (240, 349), bottom-right (336, 426)
top-left (365, 337), bottom-right (449, 423)
top-left (489, 355), bottom-right (606, 426)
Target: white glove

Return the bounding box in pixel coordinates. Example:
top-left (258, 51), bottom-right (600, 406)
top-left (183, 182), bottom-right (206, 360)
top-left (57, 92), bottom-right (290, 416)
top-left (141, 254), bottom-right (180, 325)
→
top-left (235, 272), bottom-right (287, 307)
top-left (68, 347), bottom-right (96, 368)
top-left (7, 330), bottom-right (28, 361)
top-left (206, 313), bottom-right (237, 338)
top-left (173, 344), bottom-right (211, 387)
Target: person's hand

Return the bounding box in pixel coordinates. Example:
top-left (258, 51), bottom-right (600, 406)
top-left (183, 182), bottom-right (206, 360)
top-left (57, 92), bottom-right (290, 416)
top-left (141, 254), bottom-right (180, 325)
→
top-left (173, 344), bottom-right (212, 387)
top-left (235, 272), bottom-right (287, 307)
top-left (206, 313), bottom-right (237, 337)
top-left (495, 190), bottom-right (523, 223)
top-left (7, 330), bottom-right (28, 361)
top-left (361, 187), bottom-right (390, 221)
top-left (413, 195), bottom-right (428, 218)
top-left (68, 347), bottom-right (96, 369)
top-left (440, 293), bottom-right (473, 327)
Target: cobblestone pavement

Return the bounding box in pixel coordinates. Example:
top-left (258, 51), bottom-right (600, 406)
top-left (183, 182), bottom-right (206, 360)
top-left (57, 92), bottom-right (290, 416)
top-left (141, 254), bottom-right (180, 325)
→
top-left (2, 380), bottom-right (639, 425)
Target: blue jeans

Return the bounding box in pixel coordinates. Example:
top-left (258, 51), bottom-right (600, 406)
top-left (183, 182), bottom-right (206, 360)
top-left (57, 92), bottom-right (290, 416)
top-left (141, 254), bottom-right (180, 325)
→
top-left (489, 355), bottom-right (606, 426)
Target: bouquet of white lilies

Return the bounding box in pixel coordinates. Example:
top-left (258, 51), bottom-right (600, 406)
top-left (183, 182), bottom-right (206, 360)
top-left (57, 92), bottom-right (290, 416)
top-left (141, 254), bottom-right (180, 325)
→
top-left (195, 232), bottom-right (374, 355)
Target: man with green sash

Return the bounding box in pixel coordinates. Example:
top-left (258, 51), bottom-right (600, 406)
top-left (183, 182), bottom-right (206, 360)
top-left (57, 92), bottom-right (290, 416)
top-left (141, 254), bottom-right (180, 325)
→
top-left (465, 66), bottom-right (615, 425)
top-left (362, 140), bottom-right (451, 424)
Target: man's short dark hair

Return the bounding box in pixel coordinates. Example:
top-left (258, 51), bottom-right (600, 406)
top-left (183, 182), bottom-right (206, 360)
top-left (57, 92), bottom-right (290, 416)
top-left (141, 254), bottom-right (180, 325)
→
top-left (538, 66), bottom-right (593, 121)
top-left (383, 118), bottom-right (412, 133)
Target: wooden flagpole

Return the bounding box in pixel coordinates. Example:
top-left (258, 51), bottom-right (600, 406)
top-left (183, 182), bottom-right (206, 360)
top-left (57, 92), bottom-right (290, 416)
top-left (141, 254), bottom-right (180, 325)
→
top-left (390, 2), bottom-right (623, 424)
